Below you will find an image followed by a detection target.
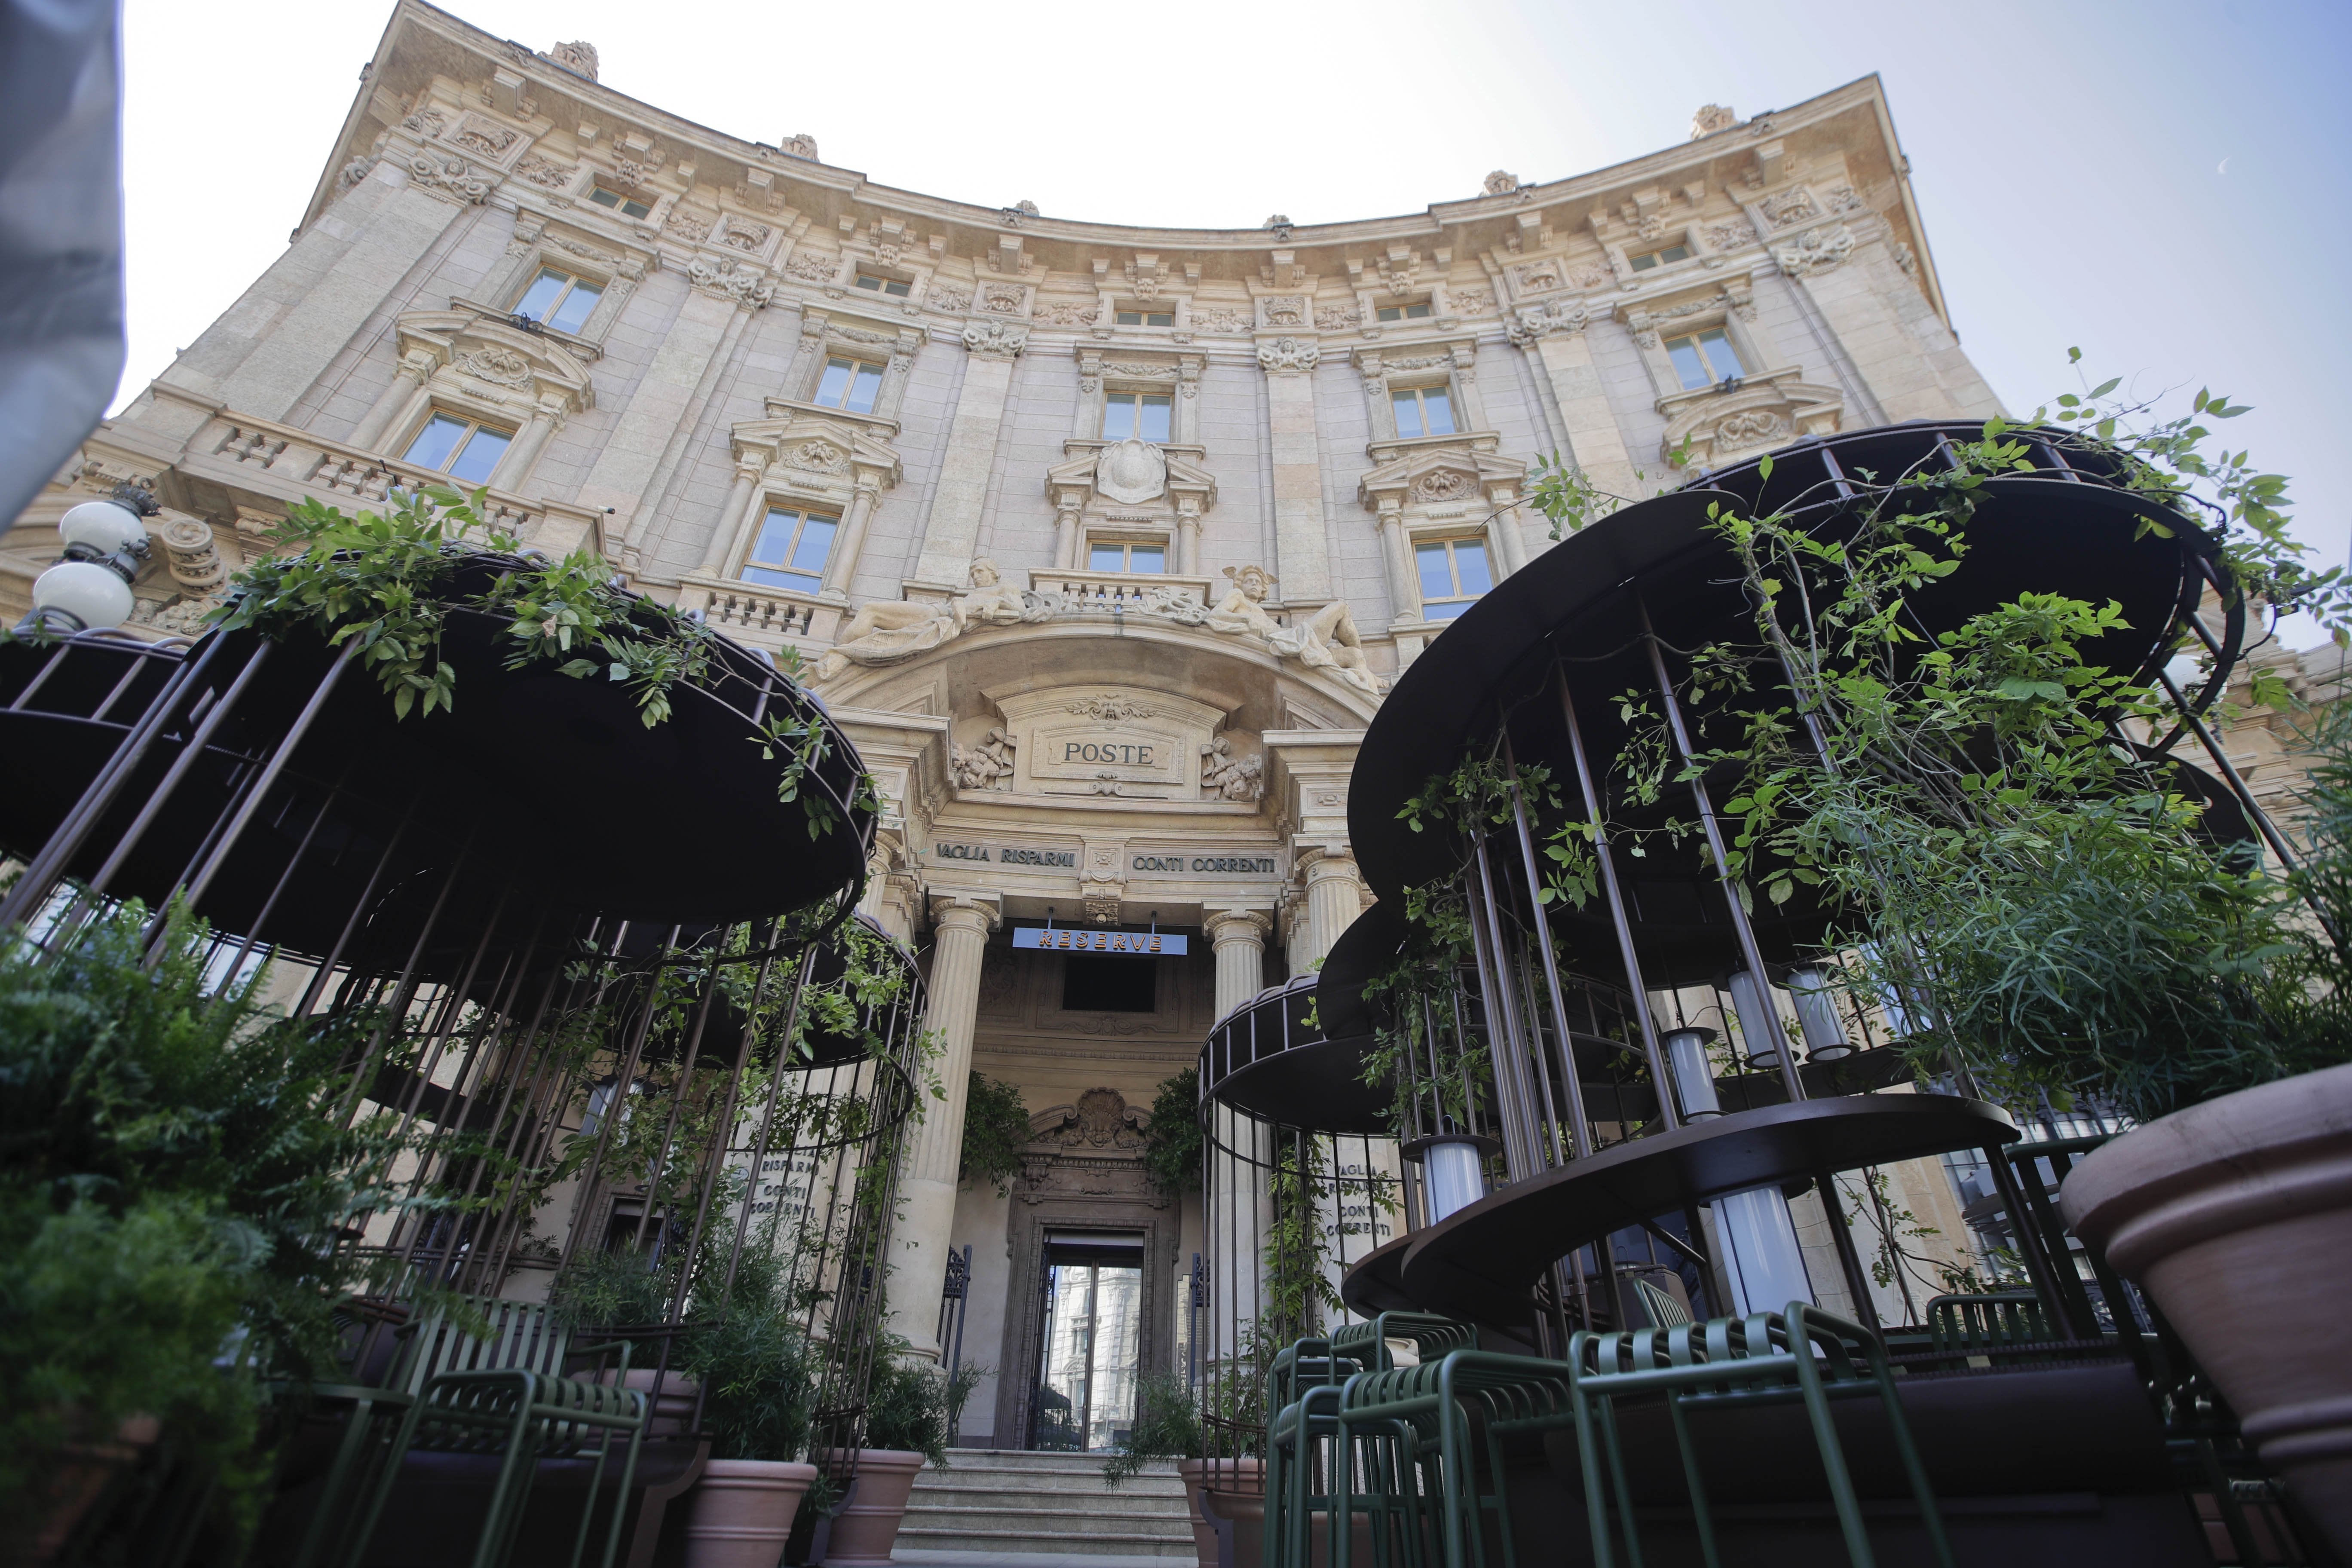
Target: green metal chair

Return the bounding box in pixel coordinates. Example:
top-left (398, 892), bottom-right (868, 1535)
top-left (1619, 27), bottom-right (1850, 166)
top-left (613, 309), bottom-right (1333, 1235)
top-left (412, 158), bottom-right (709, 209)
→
top-left (1923, 1291), bottom-right (2052, 1365)
top-left (288, 1295), bottom-right (649, 1568)
top-left (1566, 1304), bottom-right (1954, 1568)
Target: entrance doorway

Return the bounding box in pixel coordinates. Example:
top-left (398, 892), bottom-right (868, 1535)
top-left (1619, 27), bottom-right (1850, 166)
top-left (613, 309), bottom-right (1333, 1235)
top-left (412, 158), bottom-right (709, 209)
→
top-left (1032, 1231), bottom-right (1144, 1451)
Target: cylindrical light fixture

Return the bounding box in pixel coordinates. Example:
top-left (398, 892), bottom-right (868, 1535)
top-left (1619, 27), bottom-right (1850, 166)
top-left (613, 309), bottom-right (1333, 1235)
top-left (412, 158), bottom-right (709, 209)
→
top-left (1726, 968), bottom-right (1787, 1071)
top-left (1663, 1026), bottom-right (1722, 1120)
top-left (1419, 1138), bottom-right (1487, 1223)
top-left (1785, 965), bottom-right (1853, 1061)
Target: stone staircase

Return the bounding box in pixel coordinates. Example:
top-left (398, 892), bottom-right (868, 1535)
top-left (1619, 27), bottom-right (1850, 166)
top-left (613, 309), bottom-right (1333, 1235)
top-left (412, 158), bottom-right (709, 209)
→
top-left (895, 1449), bottom-right (1199, 1559)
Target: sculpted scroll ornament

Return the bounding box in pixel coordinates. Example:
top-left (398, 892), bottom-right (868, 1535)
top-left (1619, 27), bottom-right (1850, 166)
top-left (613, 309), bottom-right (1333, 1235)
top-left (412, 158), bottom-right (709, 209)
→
top-left (1507, 298), bottom-right (1591, 344)
top-left (407, 153), bottom-right (491, 204)
top-left (962, 322), bottom-right (1029, 360)
top-left (1256, 337), bottom-right (1319, 374)
top-left (1188, 306), bottom-right (1252, 334)
top-left (1314, 306), bottom-right (1361, 332)
top-left (453, 124), bottom-right (516, 159)
top-left (1070, 697), bottom-right (1153, 723)
top-left (1713, 410), bottom-right (1790, 449)
top-left (687, 257), bottom-right (775, 308)
top-left (515, 154), bottom-right (575, 190)
top-left (784, 251), bottom-right (838, 282)
top-left (1775, 224), bottom-right (1856, 278)
top-left (783, 441), bottom-right (848, 473)
top-left (662, 209), bottom-right (711, 242)
top-left (1030, 300), bottom-right (1093, 326)
top-left (1413, 470), bottom-right (1478, 502)
top-left (453, 348), bottom-right (533, 389)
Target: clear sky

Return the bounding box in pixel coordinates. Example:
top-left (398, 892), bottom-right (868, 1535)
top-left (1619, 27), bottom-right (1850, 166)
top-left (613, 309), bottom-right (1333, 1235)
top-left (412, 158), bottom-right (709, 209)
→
top-left (120, 0), bottom-right (2351, 641)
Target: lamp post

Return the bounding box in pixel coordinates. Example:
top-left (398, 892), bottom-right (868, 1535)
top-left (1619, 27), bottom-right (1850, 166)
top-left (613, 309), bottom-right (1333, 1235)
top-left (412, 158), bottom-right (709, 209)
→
top-left (17, 486), bottom-right (155, 635)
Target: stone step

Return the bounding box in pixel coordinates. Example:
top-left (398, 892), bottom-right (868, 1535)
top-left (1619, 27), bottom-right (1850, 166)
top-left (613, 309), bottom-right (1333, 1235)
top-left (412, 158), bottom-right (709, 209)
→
top-left (902, 1503), bottom-right (1194, 1534)
top-left (893, 1525), bottom-right (1198, 1559)
top-left (901, 1449), bottom-right (1201, 1559)
top-left (916, 1469), bottom-right (1188, 1497)
top-left (909, 1495), bottom-right (1191, 1522)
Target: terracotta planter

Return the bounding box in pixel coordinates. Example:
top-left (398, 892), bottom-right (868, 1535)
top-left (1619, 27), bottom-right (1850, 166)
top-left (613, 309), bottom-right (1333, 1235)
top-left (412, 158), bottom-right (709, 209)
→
top-left (1179, 1457), bottom-right (1265, 1568)
top-left (682, 1459), bottom-right (818, 1568)
top-left (2061, 1061), bottom-right (2352, 1555)
top-left (18, 1414), bottom-right (161, 1566)
top-left (818, 1449), bottom-right (926, 1568)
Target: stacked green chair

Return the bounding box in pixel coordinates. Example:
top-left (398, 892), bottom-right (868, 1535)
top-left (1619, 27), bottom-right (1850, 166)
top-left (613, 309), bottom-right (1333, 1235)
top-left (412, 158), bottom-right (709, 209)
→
top-left (1565, 1304), bottom-right (1953, 1568)
top-left (1923, 1291), bottom-right (2052, 1366)
top-left (287, 1295), bottom-right (651, 1568)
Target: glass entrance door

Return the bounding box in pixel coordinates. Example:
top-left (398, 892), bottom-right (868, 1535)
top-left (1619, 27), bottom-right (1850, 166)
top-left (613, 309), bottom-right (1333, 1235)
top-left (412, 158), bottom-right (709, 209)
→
top-left (1033, 1233), bottom-right (1144, 1451)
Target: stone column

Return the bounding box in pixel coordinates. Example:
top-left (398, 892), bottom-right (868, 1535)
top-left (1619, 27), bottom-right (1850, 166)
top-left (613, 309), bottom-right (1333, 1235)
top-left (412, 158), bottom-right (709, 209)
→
top-left (1302, 849), bottom-right (1367, 968)
top-left (1513, 314), bottom-right (1639, 502)
top-left (349, 348), bottom-right (439, 453)
top-left (1175, 500), bottom-right (1203, 577)
top-left (911, 325), bottom-right (1026, 585)
top-left (1376, 502), bottom-right (1418, 628)
top-left (497, 395), bottom-right (567, 488)
top-left (1203, 908), bottom-right (1273, 1375)
top-left (888, 894), bottom-right (999, 1358)
top-left (1255, 337), bottom-right (1332, 601)
top-left (1051, 495), bottom-right (1083, 569)
top-left (699, 459), bottom-right (766, 576)
top-left (1204, 908), bottom-right (1271, 1019)
top-left (822, 480), bottom-right (883, 599)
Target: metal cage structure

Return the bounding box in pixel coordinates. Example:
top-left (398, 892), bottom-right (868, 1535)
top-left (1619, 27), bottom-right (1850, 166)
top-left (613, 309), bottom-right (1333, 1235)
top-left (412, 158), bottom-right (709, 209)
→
top-left (0, 557), bottom-right (917, 1562)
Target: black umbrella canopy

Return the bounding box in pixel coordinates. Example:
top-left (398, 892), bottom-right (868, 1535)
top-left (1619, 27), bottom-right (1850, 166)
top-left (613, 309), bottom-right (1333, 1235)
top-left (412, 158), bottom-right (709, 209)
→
top-left (1345, 421), bottom-right (2236, 982)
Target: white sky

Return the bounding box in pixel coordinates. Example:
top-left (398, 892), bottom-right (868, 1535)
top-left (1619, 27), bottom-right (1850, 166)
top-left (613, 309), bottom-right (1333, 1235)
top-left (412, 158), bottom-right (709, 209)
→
top-left (120, 0), bottom-right (2352, 642)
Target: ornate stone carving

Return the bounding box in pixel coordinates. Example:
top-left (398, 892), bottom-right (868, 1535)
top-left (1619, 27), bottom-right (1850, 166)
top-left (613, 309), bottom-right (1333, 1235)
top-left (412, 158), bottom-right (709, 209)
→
top-left (783, 250), bottom-right (837, 282)
top-left (980, 283), bottom-right (1027, 314)
top-left (1094, 438), bottom-right (1167, 505)
top-left (1707, 218), bottom-right (1757, 251)
top-left (158, 518), bottom-right (230, 595)
top-left (815, 560), bottom-right (1056, 680)
top-left (780, 132), bottom-right (819, 160)
top-left (1450, 288), bottom-right (1494, 315)
top-left (1775, 223), bottom-right (1856, 278)
top-left (1035, 1090), bottom-right (1151, 1150)
top-left (1483, 169), bottom-right (1520, 196)
top-left (547, 40), bottom-right (600, 79)
top-left (1412, 470), bottom-right (1478, 501)
top-left (402, 107), bottom-right (446, 138)
top-left (1200, 565), bottom-right (1383, 695)
top-left (962, 321), bottom-right (1028, 359)
top-left (1891, 240), bottom-right (1919, 279)
top-left (453, 346), bottom-right (534, 388)
top-left (687, 256), bottom-right (775, 307)
top-left (1256, 337), bottom-right (1319, 374)
top-left (783, 439), bottom-right (848, 473)
top-left (1378, 252), bottom-right (1421, 297)
top-left (1760, 187), bottom-right (1819, 227)
top-left (406, 153), bottom-right (490, 204)
top-left (721, 218), bottom-right (772, 252)
top-left (1261, 295), bottom-right (1308, 328)
top-left (453, 123), bottom-right (516, 159)
top-left (514, 153), bottom-right (574, 190)
top-left (1713, 410), bottom-right (1789, 448)
top-left (931, 286), bottom-right (975, 313)
top-left (1690, 104), bottom-right (1739, 137)
top-left (1188, 306), bottom-right (1251, 334)
top-left (1199, 736), bottom-right (1266, 801)
top-left (334, 156), bottom-right (376, 196)
top-left (1030, 299), bottom-right (1093, 326)
top-left (1513, 257), bottom-right (1564, 292)
top-left (1822, 184), bottom-right (1865, 215)
top-left (1507, 298), bottom-right (1592, 344)
top-left (1314, 306), bottom-right (1360, 331)
top-left (1069, 696), bottom-right (1154, 723)
top-left (1013, 199), bottom-right (1040, 217)
top-left (662, 208), bottom-right (711, 242)
top-left (830, 324), bottom-right (899, 346)
top-left (952, 727), bottom-right (1017, 790)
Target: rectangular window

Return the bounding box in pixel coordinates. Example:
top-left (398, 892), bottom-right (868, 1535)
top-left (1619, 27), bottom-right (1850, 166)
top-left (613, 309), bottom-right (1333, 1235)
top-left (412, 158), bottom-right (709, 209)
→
top-left (1390, 385), bottom-right (1456, 440)
top-left (1087, 541), bottom-right (1166, 574)
top-left (1629, 244), bottom-right (1693, 272)
top-left (587, 187), bottom-right (652, 220)
top-left (854, 273), bottom-right (913, 297)
top-left (1414, 536), bottom-right (1493, 621)
top-left (742, 505), bottom-right (839, 594)
top-left (1101, 391), bottom-right (1173, 444)
top-left (1375, 302), bottom-right (1434, 322)
top-left (814, 357), bottom-right (886, 414)
top-left (1115, 309), bottom-right (1175, 327)
top-left (1663, 328), bottom-right (1747, 391)
top-left (512, 266), bottom-right (603, 334)
top-left (403, 412), bottom-right (514, 486)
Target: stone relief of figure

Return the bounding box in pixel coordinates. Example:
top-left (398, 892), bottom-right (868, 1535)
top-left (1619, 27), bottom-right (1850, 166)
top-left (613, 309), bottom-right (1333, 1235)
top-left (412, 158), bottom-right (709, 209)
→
top-left (1199, 735), bottom-right (1267, 802)
top-left (952, 726), bottom-right (1017, 790)
top-left (814, 559), bottom-right (1057, 680)
top-left (1197, 565), bottom-right (1385, 696)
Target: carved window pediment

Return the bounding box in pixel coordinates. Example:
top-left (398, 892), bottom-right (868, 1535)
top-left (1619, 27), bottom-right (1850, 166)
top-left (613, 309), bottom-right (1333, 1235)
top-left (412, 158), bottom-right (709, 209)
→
top-left (1658, 369), bottom-right (1842, 470)
top-left (1027, 1087), bottom-right (1150, 1152)
top-left (1357, 435), bottom-right (1522, 512)
top-left (732, 409), bottom-right (903, 495)
top-left (1046, 440), bottom-right (1217, 521)
top-left (395, 310), bottom-right (595, 417)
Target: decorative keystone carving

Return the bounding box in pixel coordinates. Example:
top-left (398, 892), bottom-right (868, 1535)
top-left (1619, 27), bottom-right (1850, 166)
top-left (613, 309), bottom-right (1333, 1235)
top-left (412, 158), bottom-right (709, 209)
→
top-left (405, 152), bottom-right (490, 205)
top-left (1507, 298), bottom-right (1592, 344)
top-left (1775, 224), bottom-right (1857, 278)
top-left (687, 257), bottom-right (774, 308)
top-left (1256, 336), bottom-right (1320, 374)
top-left (962, 321), bottom-right (1028, 359)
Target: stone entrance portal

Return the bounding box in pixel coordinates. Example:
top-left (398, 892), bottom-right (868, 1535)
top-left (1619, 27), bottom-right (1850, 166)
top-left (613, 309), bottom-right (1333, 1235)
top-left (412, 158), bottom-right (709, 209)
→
top-left (994, 1089), bottom-right (1179, 1451)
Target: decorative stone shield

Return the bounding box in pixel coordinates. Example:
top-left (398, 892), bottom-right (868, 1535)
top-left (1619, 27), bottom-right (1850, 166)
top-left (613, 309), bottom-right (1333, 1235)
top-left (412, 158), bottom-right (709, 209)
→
top-left (1096, 436), bottom-right (1166, 505)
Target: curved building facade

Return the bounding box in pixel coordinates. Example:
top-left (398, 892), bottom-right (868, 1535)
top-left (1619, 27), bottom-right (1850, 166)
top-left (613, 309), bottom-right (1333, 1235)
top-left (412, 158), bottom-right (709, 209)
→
top-left (6, 1), bottom-right (2004, 1448)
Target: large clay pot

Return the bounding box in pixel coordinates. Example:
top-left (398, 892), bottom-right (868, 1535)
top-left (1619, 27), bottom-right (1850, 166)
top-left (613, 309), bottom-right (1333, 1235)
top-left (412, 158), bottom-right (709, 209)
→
top-left (2061, 1062), bottom-right (2352, 1554)
top-left (1179, 1457), bottom-right (1265, 1568)
top-left (818, 1449), bottom-right (926, 1568)
top-left (17, 1415), bottom-right (162, 1566)
top-left (682, 1459), bottom-right (818, 1568)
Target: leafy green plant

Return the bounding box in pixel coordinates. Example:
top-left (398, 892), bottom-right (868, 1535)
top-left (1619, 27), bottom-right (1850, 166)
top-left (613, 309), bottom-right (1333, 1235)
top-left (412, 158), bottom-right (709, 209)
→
top-left (1102, 1371), bottom-right (1202, 1487)
top-left (1141, 1069), bottom-right (1202, 1197)
top-left (958, 1073), bottom-right (1032, 1196)
top-left (0, 900), bottom-right (419, 1528)
top-left (680, 1236), bottom-right (817, 1463)
top-left (862, 1344), bottom-right (981, 1467)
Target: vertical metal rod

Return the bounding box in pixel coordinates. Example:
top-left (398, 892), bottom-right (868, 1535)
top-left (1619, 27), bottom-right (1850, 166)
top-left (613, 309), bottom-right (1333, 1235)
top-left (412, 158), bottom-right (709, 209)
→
top-left (1816, 1173), bottom-right (1880, 1333)
top-left (632, 947), bottom-right (726, 1255)
top-left (2157, 667), bottom-right (2311, 881)
top-left (334, 840), bottom-right (472, 1124)
top-left (178, 640), bottom-right (362, 910)
top-left (223, 774), bottom-right (344, 979)
top-left (1555, 662), bottom-right (1681, 1130)
top-left (1980, 1141), bottom-right (2082, 1338)
top-left (0, 633), bottom-right (230, 930)
top-left (290, 805), bottom-right (414, 1020)
top-left (1463, 846), bottom-right (1539, 1179)
top-left (558, 927), bottom-right (681, 1272)
top-left (1501, 738), bottom-right (1596, 1158)
top-left (88, 639), bottom-right (276, 894)
top-left (1638, 596), bottom-right (1807, 1103)
top-left (677, 922), bottom-right (784, 1321)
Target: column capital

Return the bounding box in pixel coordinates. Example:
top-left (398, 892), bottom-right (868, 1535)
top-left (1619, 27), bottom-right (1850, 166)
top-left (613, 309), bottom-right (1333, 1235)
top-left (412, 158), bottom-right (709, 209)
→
top-left (1203, 907), bottom-right (1272, 946)
top-left (928, 893), bottom-right (1001, 934)
top-left (1300, 846), bottom-right (1360, 885)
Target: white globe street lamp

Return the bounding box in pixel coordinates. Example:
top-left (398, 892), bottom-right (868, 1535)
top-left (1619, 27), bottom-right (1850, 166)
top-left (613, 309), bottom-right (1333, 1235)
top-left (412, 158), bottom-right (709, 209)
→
top-left (17, 488), bottom-right (155, 635)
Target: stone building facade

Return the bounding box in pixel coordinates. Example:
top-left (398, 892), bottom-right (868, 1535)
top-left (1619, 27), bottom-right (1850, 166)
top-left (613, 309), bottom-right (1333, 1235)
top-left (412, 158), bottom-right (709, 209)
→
top-left (4, 3), bottom-right (2013, 1444)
